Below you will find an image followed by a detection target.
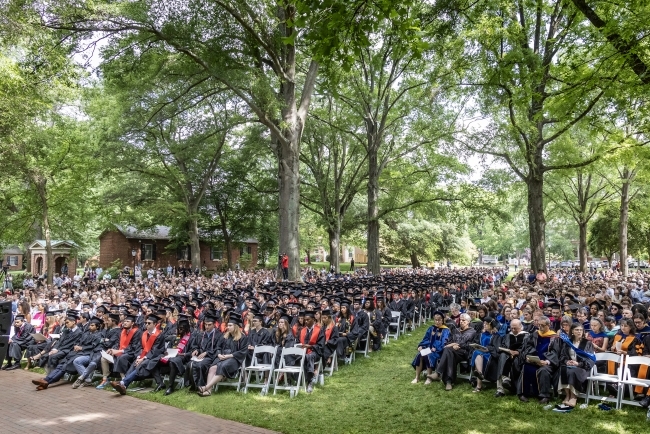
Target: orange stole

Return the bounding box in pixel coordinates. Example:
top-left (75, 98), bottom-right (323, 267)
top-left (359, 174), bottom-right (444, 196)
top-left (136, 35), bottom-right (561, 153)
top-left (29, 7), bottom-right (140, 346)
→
top-left (139, 328), bottom-right (160, 358)
top-left (608, 334), bottom-right (636, 375)
top-left (299, 324), bottom-right (322, 354)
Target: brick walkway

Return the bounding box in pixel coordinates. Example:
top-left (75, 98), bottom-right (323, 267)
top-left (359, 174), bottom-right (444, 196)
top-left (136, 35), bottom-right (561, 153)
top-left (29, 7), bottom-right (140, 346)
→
top-left (0, 369), bottom-right (277, 434)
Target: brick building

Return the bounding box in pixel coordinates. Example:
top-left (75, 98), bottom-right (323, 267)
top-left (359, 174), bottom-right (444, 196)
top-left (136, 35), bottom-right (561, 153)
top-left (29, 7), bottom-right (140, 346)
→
top-left (98, 225), bottom-right (258, 271)
top-left (2, 246), bottom-right (24, 271)
top-left (28, 240), bottom-right (78, 277)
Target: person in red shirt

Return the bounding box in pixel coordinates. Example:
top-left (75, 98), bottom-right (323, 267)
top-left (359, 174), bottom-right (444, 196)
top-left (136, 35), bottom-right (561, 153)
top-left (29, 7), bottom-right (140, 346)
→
top-left (281, 253), bottom-right (289, 281)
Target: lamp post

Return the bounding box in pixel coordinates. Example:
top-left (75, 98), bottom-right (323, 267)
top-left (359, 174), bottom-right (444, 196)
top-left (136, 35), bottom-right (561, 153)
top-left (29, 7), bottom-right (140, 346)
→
top-left (131, 248), bottom-right (136, 280)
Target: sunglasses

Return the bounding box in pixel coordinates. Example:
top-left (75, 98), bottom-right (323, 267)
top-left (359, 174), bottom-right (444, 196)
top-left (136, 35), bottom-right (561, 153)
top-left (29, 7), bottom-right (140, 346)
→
top-left (145, 321), bottom-right (155, 325)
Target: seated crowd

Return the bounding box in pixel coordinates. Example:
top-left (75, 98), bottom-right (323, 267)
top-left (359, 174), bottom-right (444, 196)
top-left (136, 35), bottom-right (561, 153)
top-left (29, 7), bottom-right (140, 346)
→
top-left (3, 266), bottom-right (496, 395)
top-left (4, 264), bottom-right (650, 413)
top-left (412, 267), bottom-right (650, 412)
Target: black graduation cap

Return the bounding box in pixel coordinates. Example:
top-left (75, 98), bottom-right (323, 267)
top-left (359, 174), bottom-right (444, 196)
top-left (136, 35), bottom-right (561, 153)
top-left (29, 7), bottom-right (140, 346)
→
top-left (177, 313), bottom-right (193, 324)
top-left (66, 311), bottom-right (80, 321)
top-left (251, 310), bottom-right (265, 321)
top-left (203, 310), bottom-right (219, 323)
top-left (14, 314), bottom-right (25, 321)
top-left (611, 302), bottom-right (623, 310)
top-left (123, 313), bottom-right (136, 322)
top-left (228, 312), bottom-right (243, 327)
top-left (304, 310), bottom-right (316, 318)
top-left (321, 308), bottom-right (333, 317)
top-left (46, 310), bottom-right (60, 317)
top-left (108, 313), bottom-right (121, 323)
top-left (89, 317), bottom-right (103, 326)
top-left (279, 313), bottom-right (292, 323)
top-left (146, 313), bottom-right (161, 323)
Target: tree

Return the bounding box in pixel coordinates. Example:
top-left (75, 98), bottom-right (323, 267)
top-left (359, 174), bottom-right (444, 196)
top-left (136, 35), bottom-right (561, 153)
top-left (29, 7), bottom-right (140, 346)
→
top-left (545, 136), bottom-right (615, 271)
top-left (300, 94), bottom-right (368, 272)
top-left (459, 0), bottom-right (634, 272)
top-left (588, 207), bottom-right (619, 265)
top-left (570, 0), bottom-right (650, 85)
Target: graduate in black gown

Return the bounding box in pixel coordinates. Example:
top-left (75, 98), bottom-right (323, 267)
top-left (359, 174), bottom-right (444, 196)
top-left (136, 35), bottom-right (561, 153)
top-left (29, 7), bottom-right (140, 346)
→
top-left (434, 313), bottom-right (477, 391)
top-left (272, 314), bottom-right (297, 369)
top-left (246, 310), bottom-right (273, 366)
top-left (3, 315), bottom-right (35, 370)
top-left (516, 316), bottom-right (560, 404)
top-left (111, 313), bottom-right (167, 395)
top-left (553, 323), bottom-right (596, 412)
top-left (190, 310), bottom-right (222, 388)
top-left (320, 309), bottom-right (339, 366)
top-left (494, 319), bottom-right (528, 397)
top-left (198, 312), bottom-right (249, 396)
top-left (152, 314), bottom-right (196, 395)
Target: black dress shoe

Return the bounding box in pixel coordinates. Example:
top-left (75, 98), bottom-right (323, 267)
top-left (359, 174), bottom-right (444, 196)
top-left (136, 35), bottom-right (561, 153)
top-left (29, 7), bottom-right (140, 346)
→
top-left (518, 395), bottom-right (529, 403)
top-left (538, 397), bottom-right (549, 404)
top-left (152, 383), bottom-right (165, 393)
top-left (640, 396), bottom-right (650, 409)
top-left (5, 363), bottom-right (20, 371)
top-left (1, 363), bottom-right (12, 370)
top-left (494, 391), bottom-right (505, 398)
top-left (164, 387), bottom-right (175, 396)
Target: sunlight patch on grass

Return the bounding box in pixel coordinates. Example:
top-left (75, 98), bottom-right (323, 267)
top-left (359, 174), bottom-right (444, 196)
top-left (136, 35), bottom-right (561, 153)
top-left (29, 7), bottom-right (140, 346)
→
top-left (593, 421), bottom-right (633, 434)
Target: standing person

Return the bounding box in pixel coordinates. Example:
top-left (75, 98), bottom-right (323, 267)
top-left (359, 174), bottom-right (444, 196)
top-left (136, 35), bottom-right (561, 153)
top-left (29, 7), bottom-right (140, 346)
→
top-left (281, 253), bottom-right (289, 281)
top-left (350, 258), bottom-right (355, 271)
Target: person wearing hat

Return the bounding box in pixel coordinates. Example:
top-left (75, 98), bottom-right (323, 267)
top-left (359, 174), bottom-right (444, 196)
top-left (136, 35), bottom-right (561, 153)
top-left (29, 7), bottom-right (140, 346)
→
top-left (25, 310), bottom-right (63, 369)
top-left (44, 311), bottom-right (83, 373)
top-left (97, 313), bottom-right (142, 389)
top-left (320, 309), bottom-right (339, 366)
top-left (198, 312), bottom-right (249, 396)
top-left (272, 313), bottom-right (297, 369)
top-left (190, 310), bottom-right (222, 389)
top-left (296, 310), bottom-right (325, 393)
top-left (413, 311), bottom-right (450, 384)
top-left (246, 310), bottom-right (273, 367)
top-left (151, 315), bottom-right (196, 396)
top-left (30, 312), bottom-right (84, 390)
top-left (112, 313), bottom-right (167, 395)
top-left (2, 314), bottom-right (36, 370)
top-left (335, 301), bottom-right (358, 361)
top-left (71, 317), bottom-right (105, 389)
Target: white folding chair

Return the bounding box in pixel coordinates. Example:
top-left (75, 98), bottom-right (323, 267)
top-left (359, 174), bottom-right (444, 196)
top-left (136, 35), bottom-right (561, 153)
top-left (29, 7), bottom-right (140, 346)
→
top-left (273, 347), bottom-right (306, 398)
top-left (355, 330), bottom-right (371, 358)
top-left (243, 345), bottom-right (276, 395)
top-left (324, 352), bottom-right (338, 376)
top-left (213, 364), bottom-right (245, 392)
top-left (388, 311), bottom-right (401, 341)
top-left (585, 352), bottom-right (623, 406)
top-left (617, 355), bottom-right (650, 409)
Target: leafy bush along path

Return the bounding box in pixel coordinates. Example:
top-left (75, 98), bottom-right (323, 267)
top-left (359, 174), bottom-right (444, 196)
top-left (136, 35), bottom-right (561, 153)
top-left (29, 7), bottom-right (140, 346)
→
top-left (134, 327), bottom-right (649, 434)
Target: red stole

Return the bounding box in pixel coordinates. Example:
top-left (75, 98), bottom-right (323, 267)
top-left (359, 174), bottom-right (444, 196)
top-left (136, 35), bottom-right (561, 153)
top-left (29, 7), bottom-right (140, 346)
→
top-left (119, 327), bottom-right (138, 350)
top-left (299, 324), bottom-right (321, 354)
top-left (325, 323), bottom-right (335, 341)
top-left (139, 328), bottom-right (160, 358)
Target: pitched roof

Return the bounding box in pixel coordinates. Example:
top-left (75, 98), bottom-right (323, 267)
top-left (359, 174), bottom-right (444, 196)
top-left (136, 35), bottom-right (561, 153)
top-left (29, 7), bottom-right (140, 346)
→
top-left (114, 225), bottom-right (258, 244)
top-left (2, 246), bottom-right (23, 255)
top-left (28, 240), bottom-right (79, 249)
top-left (116, 225), bottom-right (171, 240)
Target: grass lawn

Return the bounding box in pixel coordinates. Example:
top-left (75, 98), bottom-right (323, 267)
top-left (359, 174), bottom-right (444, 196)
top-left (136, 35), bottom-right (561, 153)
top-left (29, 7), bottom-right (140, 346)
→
top-left (131, 325), bottom-right (649, 434)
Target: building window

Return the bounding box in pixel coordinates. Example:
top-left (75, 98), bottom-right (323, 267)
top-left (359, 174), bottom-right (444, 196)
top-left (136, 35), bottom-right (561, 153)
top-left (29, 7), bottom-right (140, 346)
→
top-left (9, 256), bottom-right (18, 266)
top-left (143, 244), bottom-right (153, 260)
top-left (247, 246), bottom-right (252, 254)
top-left (211, 247), bottom-right (223, 260)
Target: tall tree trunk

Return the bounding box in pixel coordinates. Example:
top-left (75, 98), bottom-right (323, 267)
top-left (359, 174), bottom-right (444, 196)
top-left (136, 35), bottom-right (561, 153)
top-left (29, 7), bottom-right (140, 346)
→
top-left (188, 207), bottom-right (201, 271)
top-left (367, 146), bottom-right (380, 275)
top-left (328, 227), bottom-right (340, 273)
top-left (33, 176), bottom-right (53, 285)
top-left (619, 169), bottom-right (631, 277)
top-left (277, 133), bottom-right (301, 281)
top-left (305, 249), bottom-right (311, 265)
top-left (527, 175), bottom-right (546, 273)
top-left (578, 221), bottom-right (588, 272)
top-left (410, 252), bottom-right (421, 268)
